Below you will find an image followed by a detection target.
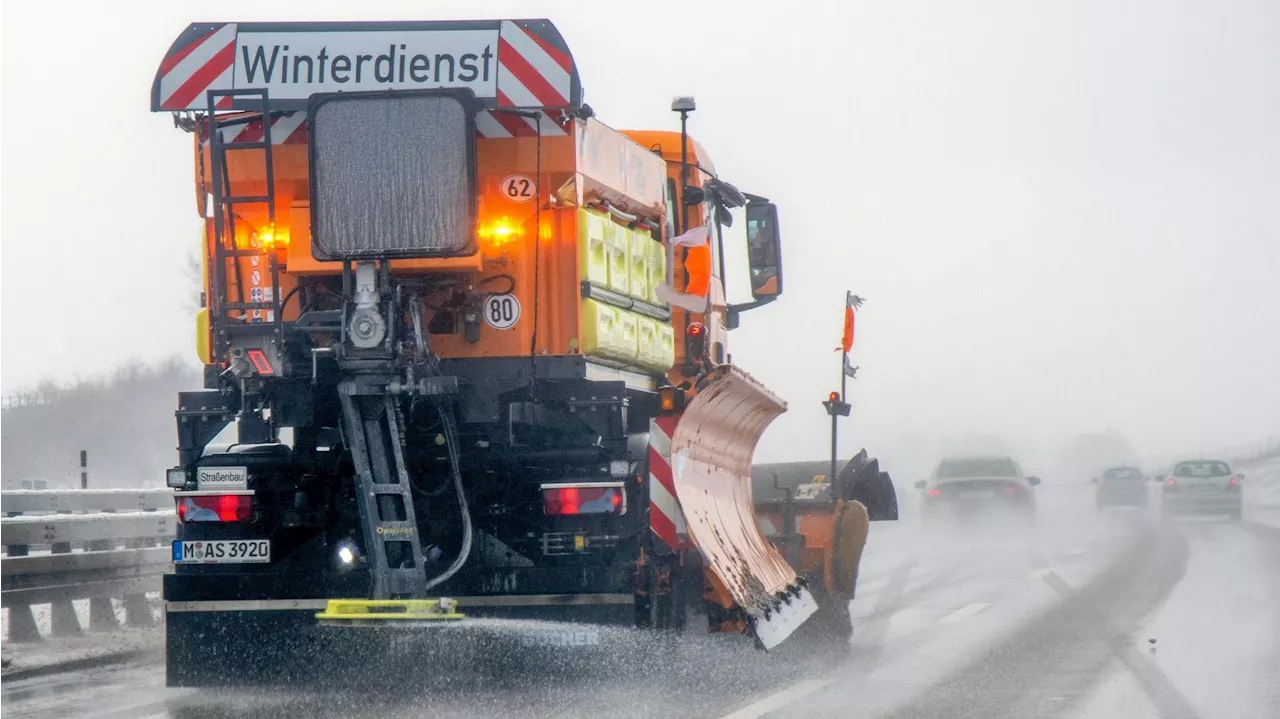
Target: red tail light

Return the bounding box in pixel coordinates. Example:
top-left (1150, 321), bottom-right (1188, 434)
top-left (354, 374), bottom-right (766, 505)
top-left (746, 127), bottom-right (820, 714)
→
top-left (542, 483), bottom-right (626, 516)
top-left (177, 494), bottom-right (252, 522)
top-left (1228, 476), bottom-right (1240, 489)
top-left (1003, 486), bottom-right (1019, 495)
top-left (1164, 478), bottom-right (1178, 491)
top-left (927, 488), bottom-right (942, 498)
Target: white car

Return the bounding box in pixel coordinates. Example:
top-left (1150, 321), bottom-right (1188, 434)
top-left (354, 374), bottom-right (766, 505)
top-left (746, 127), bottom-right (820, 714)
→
top-left (1159, 459), bottom-right (1244, 520)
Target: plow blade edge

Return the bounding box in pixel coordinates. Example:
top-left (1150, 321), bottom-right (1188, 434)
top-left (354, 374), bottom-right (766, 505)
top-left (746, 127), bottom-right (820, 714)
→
top-left (671, 366), bottom-right (816, 649)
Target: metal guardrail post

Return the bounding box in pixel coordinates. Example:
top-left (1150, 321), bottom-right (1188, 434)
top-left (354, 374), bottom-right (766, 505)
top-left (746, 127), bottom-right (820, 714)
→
top-left (49, 523), bottom-right (84, 638)
top-left (122, 538), bottom-right (157, 628)
top-left (88, 507), bottom-right (120, 632)
top-left (4, 511), bottom-right (43, 643)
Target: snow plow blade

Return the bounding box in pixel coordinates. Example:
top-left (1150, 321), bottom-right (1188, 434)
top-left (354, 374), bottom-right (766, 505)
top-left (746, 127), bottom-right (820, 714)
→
top-left (671, 365), bottom-right (816, 649)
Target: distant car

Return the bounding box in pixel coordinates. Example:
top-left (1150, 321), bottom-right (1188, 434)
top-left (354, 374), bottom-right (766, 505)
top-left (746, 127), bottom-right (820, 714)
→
top-left (915, 455), bottom-right (1040, 528)
top-left (1161, 459), bottom-right (1243, 520)
top-left (1094, 465), bottom-right (1148, 509)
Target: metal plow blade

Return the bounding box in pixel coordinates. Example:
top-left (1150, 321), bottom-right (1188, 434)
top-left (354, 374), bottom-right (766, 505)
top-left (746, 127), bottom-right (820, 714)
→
top-left (671, 366), bottom-right (816, 649)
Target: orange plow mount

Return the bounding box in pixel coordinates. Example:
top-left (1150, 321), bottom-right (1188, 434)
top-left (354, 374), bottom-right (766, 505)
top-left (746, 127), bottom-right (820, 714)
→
top-left (671, 366), bottom-right (817, 649)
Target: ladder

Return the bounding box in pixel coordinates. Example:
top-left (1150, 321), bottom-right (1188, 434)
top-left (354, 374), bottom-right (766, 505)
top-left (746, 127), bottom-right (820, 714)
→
top-left (339, 381), bottom-right (429, 598)
top-left (205, 88), bottom-right (284, 359)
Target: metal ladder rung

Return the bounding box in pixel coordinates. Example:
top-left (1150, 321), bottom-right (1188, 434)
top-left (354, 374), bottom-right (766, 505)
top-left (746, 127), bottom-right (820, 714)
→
top-left (223, 302), bottom-right (277, 311)
top-left (217, 141), bottom-right (270, 150)
top-left (221, 195), bottom-right (271, 204)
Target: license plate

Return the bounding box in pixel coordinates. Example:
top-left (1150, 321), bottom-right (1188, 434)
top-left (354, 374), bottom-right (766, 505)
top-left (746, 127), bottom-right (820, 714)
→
top-left (1193, 485), bottom-right (1218, 493)
top-left (172, 539), bottom-right (270, 564)
top-left (960, 490), bottom-right (994, 499)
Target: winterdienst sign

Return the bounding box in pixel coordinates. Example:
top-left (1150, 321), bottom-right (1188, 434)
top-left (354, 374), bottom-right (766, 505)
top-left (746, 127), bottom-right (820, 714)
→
top-left (151, 19), bottom-right (582, 112)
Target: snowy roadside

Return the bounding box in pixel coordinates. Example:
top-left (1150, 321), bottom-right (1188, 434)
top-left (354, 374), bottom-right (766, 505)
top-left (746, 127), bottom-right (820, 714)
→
top-left (2, 593), bottom-right (164, 680)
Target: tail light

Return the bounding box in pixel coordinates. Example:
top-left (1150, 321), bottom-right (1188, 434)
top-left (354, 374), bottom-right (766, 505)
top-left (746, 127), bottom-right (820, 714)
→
top-left (927, 488), bottom-right (942, 498)
top-left (542, 483), bottom-right (627, 516)
top-left (1003, 485), bottom-right (1019, 495)
top-left (1228, 476), bottom-right (1240, 489)
top-left (1164, 478), bottom-right (1178, 491)
top-left (177, 493), bottom-right (253, 522)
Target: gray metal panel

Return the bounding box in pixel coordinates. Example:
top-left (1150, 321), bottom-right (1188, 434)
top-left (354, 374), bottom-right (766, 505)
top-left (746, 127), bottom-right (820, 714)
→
top-left (1, 512), bottom-right (175, 546)
top-left (310, 92), bottom-right (476, 260)
top-left (1, 576), bottom-right (161, 608)
top-left (752, 461), bottom-right (832, 499)
top-left (0, 547), bottom-right (170, 576)
top-left (2, 489), bottom-right (172, 513)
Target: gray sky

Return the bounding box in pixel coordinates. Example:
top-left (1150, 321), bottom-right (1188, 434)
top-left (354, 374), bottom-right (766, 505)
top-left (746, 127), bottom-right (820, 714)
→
top-left (3, 0), bottom-right (1277, 469)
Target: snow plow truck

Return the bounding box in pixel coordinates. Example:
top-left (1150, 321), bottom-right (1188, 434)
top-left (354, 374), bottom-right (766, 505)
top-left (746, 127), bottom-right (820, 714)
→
top-left (151, 18), bottom-right (898, 686)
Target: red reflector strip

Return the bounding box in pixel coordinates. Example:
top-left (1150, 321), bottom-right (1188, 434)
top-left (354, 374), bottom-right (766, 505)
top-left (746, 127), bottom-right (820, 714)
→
top-left (178, 494), bottom-right (252, 522)
top-left (542, 483), bottom-right (626, 516)
top-left (245, 349), bottom-right (274, 376)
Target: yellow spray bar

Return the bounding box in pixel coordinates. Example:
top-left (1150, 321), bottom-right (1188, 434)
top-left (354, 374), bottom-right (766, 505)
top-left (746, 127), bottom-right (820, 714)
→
top-left (315, 598), bottom-right (464, 627)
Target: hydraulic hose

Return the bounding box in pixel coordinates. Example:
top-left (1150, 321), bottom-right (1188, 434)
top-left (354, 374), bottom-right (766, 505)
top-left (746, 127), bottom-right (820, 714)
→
top-left (423, 405), bottom-right (471, 591)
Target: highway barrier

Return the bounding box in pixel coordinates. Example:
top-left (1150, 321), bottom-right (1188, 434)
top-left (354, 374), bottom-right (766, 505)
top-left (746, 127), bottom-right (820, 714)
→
top-left (2, 489), bottom-right (173, 642)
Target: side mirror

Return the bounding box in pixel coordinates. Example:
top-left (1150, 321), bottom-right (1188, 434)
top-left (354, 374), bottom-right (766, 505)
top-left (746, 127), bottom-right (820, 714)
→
top-left (1237, 473), bottom-right (1247, 481)
top-left (1027, 476), bottom-right (1042, 486)
top-left (1090, 477), bottom-right (1098, 484)
top-left (913, 480), bottom-right (927, 490)
top-left (738, 201), bottom-right (782, 308)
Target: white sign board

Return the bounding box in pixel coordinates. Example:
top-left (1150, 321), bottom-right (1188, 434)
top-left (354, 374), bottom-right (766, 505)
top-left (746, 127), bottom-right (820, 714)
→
top-left (234, 31), bottom-right (500, 99)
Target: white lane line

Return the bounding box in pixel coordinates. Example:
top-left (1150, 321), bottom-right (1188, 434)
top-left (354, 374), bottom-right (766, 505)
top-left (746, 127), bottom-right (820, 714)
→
top-left (938, 602), bottom-right (990, 624)
top-left (719, 679), bottom-right (834, 719)
top-left (1028, 567), bottom-right (1051, 579)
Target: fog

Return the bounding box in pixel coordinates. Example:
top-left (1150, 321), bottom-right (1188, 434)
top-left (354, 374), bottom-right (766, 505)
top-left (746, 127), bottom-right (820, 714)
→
top-left (3, 0), bottom-right (1278, 477)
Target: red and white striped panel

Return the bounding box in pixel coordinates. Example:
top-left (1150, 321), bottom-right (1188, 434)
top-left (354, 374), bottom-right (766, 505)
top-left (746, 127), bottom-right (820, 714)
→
top-left (200, 110), bottom-right (568, 146)
top-left (155, 22), bottom-right (576, 113)
top-left (649, 417), bottom-right (691, 552)
top-left (474, 110), bottom-right (570, 138)
top-left (495, 20), bottom-right (573, 109)
top-left (157, 24), bottom-right (238, 111)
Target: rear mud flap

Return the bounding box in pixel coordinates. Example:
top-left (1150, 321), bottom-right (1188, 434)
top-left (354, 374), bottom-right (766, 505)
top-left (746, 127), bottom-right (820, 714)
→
top-left (671, 366), bottom-right (816, 649)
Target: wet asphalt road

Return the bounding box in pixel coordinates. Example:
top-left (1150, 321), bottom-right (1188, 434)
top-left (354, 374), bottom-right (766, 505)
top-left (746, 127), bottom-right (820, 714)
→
top-left (5, 479), bottom-right (1280, 719)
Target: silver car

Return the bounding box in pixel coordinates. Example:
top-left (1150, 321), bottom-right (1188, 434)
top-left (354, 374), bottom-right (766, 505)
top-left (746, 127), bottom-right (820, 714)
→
top-left (1160, 459), bottom-right (1244, 520)
top-left (915, 455), bottom-right (1040, 528)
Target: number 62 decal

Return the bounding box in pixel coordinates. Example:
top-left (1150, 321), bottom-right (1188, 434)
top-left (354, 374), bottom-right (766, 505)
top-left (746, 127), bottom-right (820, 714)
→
top-left (500, 175), bottom-right (536, 202)
top-left (484, 293), bottom-right (521, 330)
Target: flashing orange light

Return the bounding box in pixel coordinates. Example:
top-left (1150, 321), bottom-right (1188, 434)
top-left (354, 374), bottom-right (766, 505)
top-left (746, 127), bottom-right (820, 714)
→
top-left (478, 217), bottom-right (525, 249)
top-left (259, 227), bottom-right (289, 250)
top-left (828, 391), bottom-right (840, 402)
top-left (235, 226), bottom-right (289, 251)
top-left (687, 322), bottom-right (706, 337)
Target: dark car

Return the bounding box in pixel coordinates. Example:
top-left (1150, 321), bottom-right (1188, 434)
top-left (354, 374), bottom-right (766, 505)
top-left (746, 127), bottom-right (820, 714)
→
top-left (1161, 459), bottom-right (1244, 520)
top-left (915, 455), bottom-right (1040, 529)
top-left (1094, 465), bottom-right (1148, 509)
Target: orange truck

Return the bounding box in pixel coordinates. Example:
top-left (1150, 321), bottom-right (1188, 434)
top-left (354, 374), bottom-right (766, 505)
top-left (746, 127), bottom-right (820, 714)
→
top-left (150, 18), bottom-right (893, 685)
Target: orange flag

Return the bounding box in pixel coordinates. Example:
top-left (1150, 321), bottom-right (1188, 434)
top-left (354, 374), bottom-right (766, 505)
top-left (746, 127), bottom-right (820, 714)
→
top-left (841, 292), bottom-right (856, 353)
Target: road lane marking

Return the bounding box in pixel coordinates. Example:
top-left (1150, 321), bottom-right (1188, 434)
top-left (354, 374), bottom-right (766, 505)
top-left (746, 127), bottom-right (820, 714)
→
top-left (719, 679), bottom-right (834, 719)
top-left (1028, 568), bottom-right (1051, 579)
top-left (938, 602), bottom-right (990, 624)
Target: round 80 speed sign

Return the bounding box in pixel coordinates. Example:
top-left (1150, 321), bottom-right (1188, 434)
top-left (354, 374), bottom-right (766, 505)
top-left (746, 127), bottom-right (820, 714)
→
top-left (484, 293), bottom-right (521, 330)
